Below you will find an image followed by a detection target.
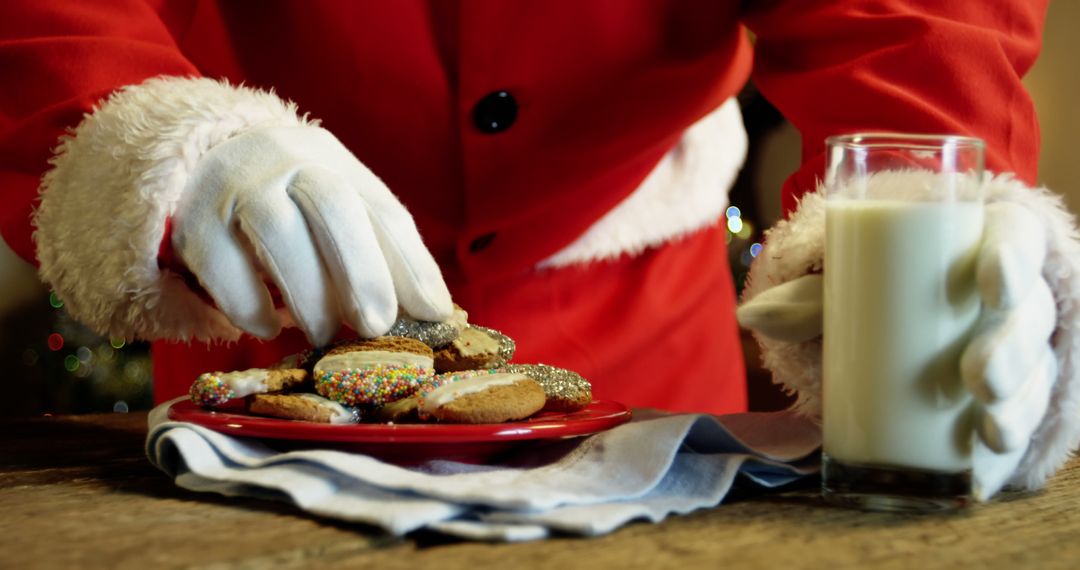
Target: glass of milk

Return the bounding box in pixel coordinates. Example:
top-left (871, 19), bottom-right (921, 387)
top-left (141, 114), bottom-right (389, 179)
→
top-left (821, 133), bottom-right (985, 512)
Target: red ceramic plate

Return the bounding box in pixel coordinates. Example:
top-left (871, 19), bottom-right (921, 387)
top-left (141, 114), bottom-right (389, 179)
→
top-left (167, 399), bottom-right (632, 464)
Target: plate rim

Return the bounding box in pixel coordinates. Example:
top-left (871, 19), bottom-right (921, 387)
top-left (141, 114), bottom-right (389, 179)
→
top-left (167, 398), bottom-right (632, 444)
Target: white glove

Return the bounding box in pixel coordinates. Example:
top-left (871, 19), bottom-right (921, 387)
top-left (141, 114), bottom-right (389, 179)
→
top-left (964, 203), bottom-right (1056, 498)
top-left (737, 202), bottom-right (1056, 500)
top-left (172, 125), bottom-right (453, 345)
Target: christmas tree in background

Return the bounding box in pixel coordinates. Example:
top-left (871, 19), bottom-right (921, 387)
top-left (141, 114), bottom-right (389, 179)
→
top-left (11, 292), bottom-right (153, 415)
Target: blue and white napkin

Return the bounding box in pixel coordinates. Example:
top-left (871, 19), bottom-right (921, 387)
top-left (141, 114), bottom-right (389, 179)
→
top-left (146, 401), bottom-right (821, 541)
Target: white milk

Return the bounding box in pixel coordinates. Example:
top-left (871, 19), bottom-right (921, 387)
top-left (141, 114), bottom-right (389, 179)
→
top-left (823, 199), bottom-right (982, 472)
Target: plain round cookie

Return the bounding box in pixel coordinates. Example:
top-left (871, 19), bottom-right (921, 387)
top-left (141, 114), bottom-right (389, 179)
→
top-left (370, 395), bottom-right (421, 423)
top-left (248, 393), bottom-right (361, 424)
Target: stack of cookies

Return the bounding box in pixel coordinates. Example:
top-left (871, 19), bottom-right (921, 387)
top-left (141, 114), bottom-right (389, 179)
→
top-left (188, 306), bottom-right (592, 425)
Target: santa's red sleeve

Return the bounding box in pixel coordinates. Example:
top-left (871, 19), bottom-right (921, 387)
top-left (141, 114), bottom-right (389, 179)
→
top-left (0, 0), bottom-right (309, 342)
top-left (0, 0), bottom-right (199, 261)
top-left (741, 0), bottom-right (1047, 211)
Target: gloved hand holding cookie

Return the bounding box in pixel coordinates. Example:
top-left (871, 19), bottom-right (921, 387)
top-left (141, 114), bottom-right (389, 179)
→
top-left (188, 306), bottom-right (593, 425)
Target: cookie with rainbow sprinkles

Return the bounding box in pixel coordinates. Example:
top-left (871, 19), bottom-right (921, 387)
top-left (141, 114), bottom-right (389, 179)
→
top-left (313, 336), bottom-right (435, 407)
top-left (189, 368), bottom-right (310, 408)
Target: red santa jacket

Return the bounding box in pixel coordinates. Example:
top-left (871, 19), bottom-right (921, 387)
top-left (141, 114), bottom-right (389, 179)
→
top-left (0, 1), bottom-right (1046, 413)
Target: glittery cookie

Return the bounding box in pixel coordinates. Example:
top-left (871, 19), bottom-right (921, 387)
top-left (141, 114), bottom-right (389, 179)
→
top-left (503, 363), bottom-right (592, 412)
top-left (248, 393), bottom-right (361, 424)
top-left (433, 325), bottom-right (516, 373)
top-left (386, 304), bottom-right (470, 348)
top-left (189, 368), bottom-right (310, 408)
top-left (418, 371), bottom-right (546, 424)
top-left (313, 337), bottom-right (435, 406)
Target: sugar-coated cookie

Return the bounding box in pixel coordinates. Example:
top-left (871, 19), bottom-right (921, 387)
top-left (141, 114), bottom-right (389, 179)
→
top-left (189, 368), bottom-right (310, 407)
top-left (313, 336), bottom-right (434, 406)
top-left (248, 393), bottom-right (361, 424)
top-left (433, 325), bottom-right (516, 372)
top-left (418, 371), bottom-right (546, 424)
top-left (386, 304), bottom-right (469, 348)
top-left (503, 363), bottom-right (592, 412)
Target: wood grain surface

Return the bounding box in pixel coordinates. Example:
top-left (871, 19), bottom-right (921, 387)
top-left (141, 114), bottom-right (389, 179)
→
top-left (1, 412), bottom-right (1077, 569)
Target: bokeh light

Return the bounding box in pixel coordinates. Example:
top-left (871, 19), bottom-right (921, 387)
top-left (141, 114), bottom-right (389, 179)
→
top-left (740, 249), bottom-right (754, 267)
top-left (727, 216), bottom-right (743, 234)
top-left (96, 345), bottom-right (116, 363)
top-left (736, 220), bottom-right (754, 239)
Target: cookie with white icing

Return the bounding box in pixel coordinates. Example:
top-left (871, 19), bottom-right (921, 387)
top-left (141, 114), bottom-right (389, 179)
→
top-left (189, 368), bottom-right (310, 408)
top-left (433, 325), bottom-right (516, 372)
top-left (419, 371), bottom-right (546, 424)
top-left (247, 393), bottom-right (361, 424)
top-left (313, 336), bottom-right (435, 406)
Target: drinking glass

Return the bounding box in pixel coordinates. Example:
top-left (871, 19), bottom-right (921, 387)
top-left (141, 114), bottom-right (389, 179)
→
top-left (821, 133), bottom-right (985, 512)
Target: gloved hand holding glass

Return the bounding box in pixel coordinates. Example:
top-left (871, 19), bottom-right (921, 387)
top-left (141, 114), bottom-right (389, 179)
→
top-left (739, 134), bottom-right (1058, 510)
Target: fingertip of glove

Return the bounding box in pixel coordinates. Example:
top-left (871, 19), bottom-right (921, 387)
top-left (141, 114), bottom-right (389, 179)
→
top-left (733, 302), bottom-right (758, 330)
top-left (735, 300), bottom-right (822, 343)
top-left (349, 307), bottom-right (396, 339)
top-left (304, 319), bottom-right (342, 348)
top-left (978, 402), bottom-right (1033, 454)
top-left (399, 286), bottom-right (454, 324)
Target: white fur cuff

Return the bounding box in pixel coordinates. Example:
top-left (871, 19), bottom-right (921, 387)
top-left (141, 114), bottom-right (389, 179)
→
top-left (33, 76), bottom-right (313, 342)
top-left (742, 173), bottom-right (1080, 491)
top-left (537, 98), bottom-right (747, 268)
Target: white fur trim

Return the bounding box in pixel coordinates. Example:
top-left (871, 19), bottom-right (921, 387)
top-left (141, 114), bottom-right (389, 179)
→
top-left (33, 76), bottom-right (314, 341)
top-left (537, 98), bottom-right (747, 268)
top-left (742, 172), bottom-right (1080, 491)
top-left (740, 190), bottom-right (827, 418)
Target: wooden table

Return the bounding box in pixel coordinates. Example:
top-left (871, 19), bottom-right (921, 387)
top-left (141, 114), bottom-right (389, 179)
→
top-left (2, 412), bottom-right (1077, 569)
